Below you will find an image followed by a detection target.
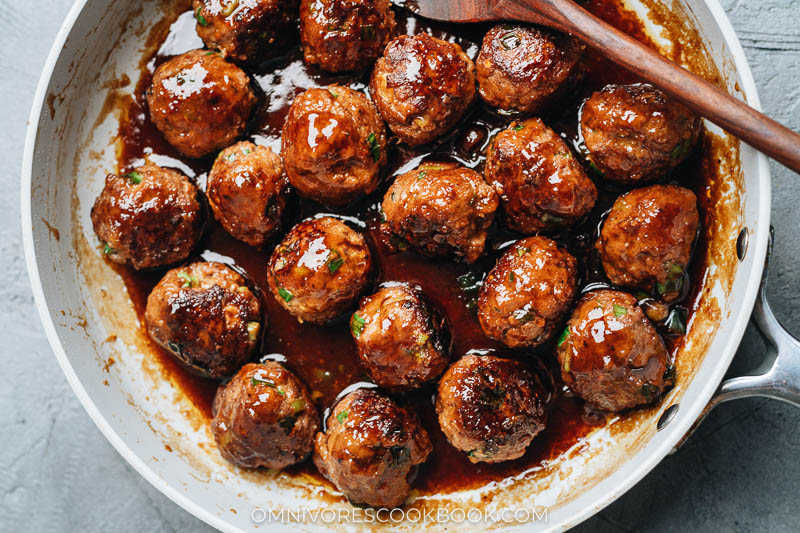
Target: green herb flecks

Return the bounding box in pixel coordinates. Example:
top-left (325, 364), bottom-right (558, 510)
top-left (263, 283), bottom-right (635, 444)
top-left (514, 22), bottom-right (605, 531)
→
top-left (278, 287), bottom-right (293, 303)
top-left (366, 132), bottom-right (380, 163)
top-left (417, 171), bottom-right (427, 180)
top-left (126, 171), bottom-right (142, 184)
top-left (613, 304), bottom-right (627, 316)
top-left (513, 123), bottom-right (525, 131)
top-left (350, 313), bottom-right (366, 338)
top-left (327, 250), bottom-right (344, 274)
top-left (557, 326), bottom-right (571, 347)
top-left (103, 243), bottom-right (116, 255)
top-left (177, 271), bottom-right (198, 288)
top-left (516, 246), bottom-right (530, 257)
top-left (195, 7), bottom-right (208, 26)
top-left (336, 410), bottom-right (349, 424)
top-left (328, 88), bottom-right (339, 99)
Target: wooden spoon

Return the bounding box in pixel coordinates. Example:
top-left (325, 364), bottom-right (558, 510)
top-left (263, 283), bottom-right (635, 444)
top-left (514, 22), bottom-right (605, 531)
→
top-left (400, 0), bottom-right (800, 174)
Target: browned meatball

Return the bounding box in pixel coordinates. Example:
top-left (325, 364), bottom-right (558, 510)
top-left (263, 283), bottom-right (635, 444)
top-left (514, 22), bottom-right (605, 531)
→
top-left (300, 0), bottom-right (396, 72)
top-left (313, 388), bottom-right (432, 507)
top-left (478, 237), bottom-right (578, 348)
top-left (207, 141), bottom-right (289, 247)
top-left (477, 24), bottom-right (582, 113)
top-left (580, 83), bottom-right (702, 183)
top-left (485, 118), bottom-right (597, 233)
top-left (436, 354), bottom-right (547, 463)
top-left (147, 49), bottom-right (257, 159)
top-left (597, 185), bottom-right (699, 301)
top-left (145, 261), bottom-right (263, 378)
top-left (193, 0), bottom-right (300, 64)
top-left (211, 362), bottom-right (319, 469)
top-left (281, 86), bottom-right (387, 206)
top-left (350, 284), bottom-right (450, 390)
top-left (90, 162), bottom-right (204, 270)
top-left (381, 162), bottom-right (498, 263)
top-left (556, 290), bottom-right (673, 412)
top-left (267, 216), bottom-right (373, 324)
top-left (370, 34), bottom-right (476, 146)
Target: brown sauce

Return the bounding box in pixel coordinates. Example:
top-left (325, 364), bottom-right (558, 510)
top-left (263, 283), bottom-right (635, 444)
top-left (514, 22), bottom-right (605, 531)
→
top-left (114, 1), bottom-right (709, 494)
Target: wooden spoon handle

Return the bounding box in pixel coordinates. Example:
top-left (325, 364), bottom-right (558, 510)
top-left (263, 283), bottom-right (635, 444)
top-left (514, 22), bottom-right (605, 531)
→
top-left (497, 0), bottom-right (800, 174)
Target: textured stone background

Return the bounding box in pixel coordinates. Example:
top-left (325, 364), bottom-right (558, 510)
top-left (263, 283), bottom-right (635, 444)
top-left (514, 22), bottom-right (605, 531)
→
top-left (1, 0), bottom-right (798, 531)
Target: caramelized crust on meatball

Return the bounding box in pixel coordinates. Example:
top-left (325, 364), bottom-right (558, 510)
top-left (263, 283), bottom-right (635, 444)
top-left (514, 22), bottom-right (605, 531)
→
top-left (597, 184), bottom-right (699, 301)
top-left (145, 261), bottom-right (263, 379)
top-left (212, 362), bottom-right (320, 469)
top-left (556, 290), bottom-right (673, 412)
top-left (485, 118), bottom-right (597, 233)
top-left (300, 0), bottom-right (396, 72)
top-left (351, 284), bottom-right (450, 390)
top-left (91, 163), bottom-right (204, 270)
top-left (478, 237), bottom-right (578, 348)
top-left (477, 24), bottom-right (582, 113)
top-left (147, 49), bottom-right (257, 158)
top-left (282, 86), bottom-right (387, 206)
top-left (207, 141), bottom-right (289, 247)
top-left (436, 354), bottom-right (547, 463)
top-left (193, 0), bottom-right (300, 64)
top-left (267, 216), bottom-right (373, 324)
top-left (370, 34), bottom-right (477, 146)
top-left (580, 83), bottom-right (701, 183)
top-left (313, 388), bottom-right (432, 507)
top-left (381, 162), bottom-right (498, 264)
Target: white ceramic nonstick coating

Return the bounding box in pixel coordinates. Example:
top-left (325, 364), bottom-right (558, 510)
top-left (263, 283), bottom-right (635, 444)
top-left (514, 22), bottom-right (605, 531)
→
top-left (21, 0), bottom-right (771, 531)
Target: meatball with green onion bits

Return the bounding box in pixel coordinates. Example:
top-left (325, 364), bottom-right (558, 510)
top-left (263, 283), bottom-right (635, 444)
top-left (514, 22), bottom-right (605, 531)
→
top-left (556, 290), bottom-right (673, 412)
top-left (313, 388), bottom-right (432, 507)
top-left (212, 362), bottom-right (319, 469)
top-left (91, 162), bottom-right (204, 270)
top-left (145, 261), bottom-right (263, 379)
top-left (147, 49), bottom-right (257, 158)
top-left (596, 184), bottom-right (699, 302)
top-left (436, 354), bottom-right (548, 463)
top-left (267, 216), bottom-right (373, 324)
top-left (282, 86), bottom-right (387, 206)
top-left (350, 283), bottom-right (451, 390)
top-left (478, 236), bottom-right (578, 348)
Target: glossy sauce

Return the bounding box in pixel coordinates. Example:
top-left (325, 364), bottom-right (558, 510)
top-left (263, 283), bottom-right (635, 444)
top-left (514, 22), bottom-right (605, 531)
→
top-left (114, 1), bottom-right (708, 494)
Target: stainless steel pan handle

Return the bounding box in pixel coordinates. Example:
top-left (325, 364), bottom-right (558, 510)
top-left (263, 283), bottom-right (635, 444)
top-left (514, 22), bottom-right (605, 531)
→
top-left (677, 230), bottom-right (800, 449)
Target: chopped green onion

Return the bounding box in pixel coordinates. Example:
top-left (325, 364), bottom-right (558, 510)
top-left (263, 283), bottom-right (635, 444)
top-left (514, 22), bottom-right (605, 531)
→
top-left (177, 271), bottom-right (197, 288)
top-left (670, 139), bottom-right (690, 160)
top-left (557, 326), bottom-right (570, 347)
top-left (587, 160), bottom-right (605, 177)
top-left (351, 313), bottom-right (366, 338)
top-left (195, 7), bottom-right (208, 26)
top-left (328, 88), bottom-right (338, 99)
top-left (246, 321), bottom-right (260, 343)
top-left (499, 31), bottom-right (521, 50)
top-left (417, 171), bottom-right (427, 180)
top-left (516, 246), bottom-right (530, 257)
top-left (102, 243), bottom-right (116, 255)
top-left (540, 213), bottom-right (565, 224)
top-left (327, 250), bottom-right (344, 273)
top-left (508, 271), bottom-right (516, 283)
top-left (667, 262), bottom-right (684, 276)
top-left (278, 287), bottom-right (293, 303)
top-left (251, 376), bottom-right (285, 395)
top-left (291, 398), bottom-right (306, 413)
top-left (513, 123), bottom-right (524, 131)
top-left (126, 171), bottom-right (142, 184)
top-left (613, 304), bottom-right (627, 316)
top-left (336, 410), bottom-right (349, 423)
top-left (366, 132), bottom-right (380, 163)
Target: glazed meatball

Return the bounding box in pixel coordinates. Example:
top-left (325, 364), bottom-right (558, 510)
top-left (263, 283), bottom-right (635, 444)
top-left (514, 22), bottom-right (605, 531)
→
top-left (212, 362), bottom-right (319, 469)
top-left (267, 216), bottom-right (373, 324)
top-left (350, 284), bottom-right (450, 390)
top-left (207, 141), bottom-right (289, 247)
top-left (145, 261), bottom-right (263, 378)
top-left (193, 0), bottom-right (300, 64)
top-left (313, 388), bottom-right (432, 507)
top-left (556, 290), bottom-right (673, 412)
top-left (597, 184), bottom-right (699, 301)
top-left (485, 118), bottom-right (597, 233)
top-left (477, 24), bottom-right (582, 113)
top-left (370, 34), bottom-right (477, 146)
top-left (580, 83), bottom-right (702, 183)
top-left (478, 237), bottom-right (578, 348)
top-left (381, 162), bottom-right (499, 263)
top-left (281, 86), bottom-right (387, 206)
top-left (300, 0), bottom-right (396, 72)
top-left (147, 49), bottom-right (257, 158)
top-left (91, 162), bottom-right (203, 270)
top-left (436, 354), bottom-right (547, 463)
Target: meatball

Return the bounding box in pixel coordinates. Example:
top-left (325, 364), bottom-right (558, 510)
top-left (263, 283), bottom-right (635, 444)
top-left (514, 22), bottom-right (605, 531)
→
top-left (193, 0), bottom-right (299, 64)
top-left (350, 284), bottom-right (450, 390)
top-left (145, 261), bottom-right (263, 378)
top-left (478, 237), bottom-right (578, 348)
top-left (477, 24), bottom-right (582, 113)
top-left (211, 362), bottom-right (319, 469)
top-left (485, 118), bottom-right (597, 233)
top-left (300, 0), bottom-right (396, 72)
top-left (436, 354), bottom-right (547, 463)
top-left (556, 290), bottom-right (673, 412)
top-left (147, 49), bottom-right (257, 158)
top-left (381, 162), bottom-right (499, 263)
top-left (91, 162), bottom-right (204, 270)
top-left (313, 388), bottom-right (432, 507)
top-left (597, 184), bottom-right (699, 301)
top-left (281, 86), bottom-right (387, 206)
top-left (207, 141), bottom-right (289, 247)
top-left (267, 216), bottom-right (373, 324)
top-left (580, 83), bottom-right (702, 183)
top-left (370, 34), bottom-right (477, 146)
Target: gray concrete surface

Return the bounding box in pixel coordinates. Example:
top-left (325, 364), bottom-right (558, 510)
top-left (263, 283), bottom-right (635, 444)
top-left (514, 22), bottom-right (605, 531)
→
top-left (1, 0), bottom-right (798, 531)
